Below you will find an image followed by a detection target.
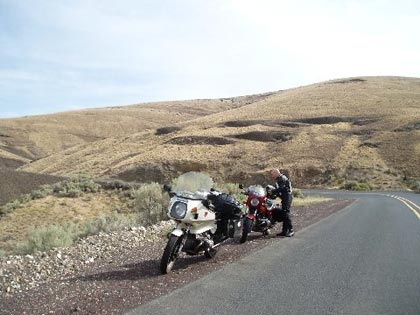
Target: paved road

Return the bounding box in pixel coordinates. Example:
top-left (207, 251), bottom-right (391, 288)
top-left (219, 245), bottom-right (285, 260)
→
top-left (127, 191), bottom-right (420, 315)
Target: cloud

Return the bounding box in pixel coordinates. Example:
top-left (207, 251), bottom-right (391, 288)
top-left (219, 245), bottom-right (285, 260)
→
top-left (0, 0), bottom-right (419, 117)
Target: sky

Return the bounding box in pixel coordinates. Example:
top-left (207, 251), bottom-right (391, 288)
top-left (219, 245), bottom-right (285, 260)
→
top-left (0, 0), bottom-right (419, 118)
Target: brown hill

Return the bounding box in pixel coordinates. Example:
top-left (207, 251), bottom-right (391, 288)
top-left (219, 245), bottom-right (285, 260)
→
top-left (0, 94), bottom-right (270, 162)
top-left (20, 76), bottom-right (420, 189)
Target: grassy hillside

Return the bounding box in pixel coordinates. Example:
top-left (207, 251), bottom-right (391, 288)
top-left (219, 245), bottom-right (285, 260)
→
top-left (0, 94), bottom-right (270, 162)
top-left (21, 76), bottom-right (420, 189)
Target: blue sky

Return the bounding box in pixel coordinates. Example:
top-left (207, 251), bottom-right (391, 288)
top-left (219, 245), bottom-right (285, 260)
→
top-left (1, 0), bottom-right (419, 118)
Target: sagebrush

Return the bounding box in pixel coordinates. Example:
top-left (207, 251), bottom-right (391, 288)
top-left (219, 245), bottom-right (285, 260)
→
top-left (134, 182), bottom-right (170, 226)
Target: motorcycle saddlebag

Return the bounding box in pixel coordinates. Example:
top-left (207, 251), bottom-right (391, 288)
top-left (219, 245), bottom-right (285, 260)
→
top-left (227, 218), bottom-right (242, 238)
top-left (213, 193), bottom-right (242, 219)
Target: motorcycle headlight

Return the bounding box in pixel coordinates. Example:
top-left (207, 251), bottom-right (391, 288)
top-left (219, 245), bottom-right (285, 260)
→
top-left (250, 198), bottom-right (260, 207)
top-left (170, 201), bottom-right (187, 220)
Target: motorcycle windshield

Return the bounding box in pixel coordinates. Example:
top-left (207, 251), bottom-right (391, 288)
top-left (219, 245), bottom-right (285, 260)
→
top-left (247, 185), bottom-right (266, 197)
top-left (175, 190), bottom-right (209, 200)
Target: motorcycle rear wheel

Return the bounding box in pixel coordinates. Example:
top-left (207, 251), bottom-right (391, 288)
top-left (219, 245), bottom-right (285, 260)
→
top-left (240, 218), bottom-right (253, 243)
top-left (160, 234), bottom-right (182, 274)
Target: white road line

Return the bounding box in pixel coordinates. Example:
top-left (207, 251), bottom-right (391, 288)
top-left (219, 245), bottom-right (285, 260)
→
top-left (386, 194), bottom-right (420, 220)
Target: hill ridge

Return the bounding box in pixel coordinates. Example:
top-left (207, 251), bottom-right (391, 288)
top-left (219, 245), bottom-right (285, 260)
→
top-left (18, 76), bottom-right (420, 189)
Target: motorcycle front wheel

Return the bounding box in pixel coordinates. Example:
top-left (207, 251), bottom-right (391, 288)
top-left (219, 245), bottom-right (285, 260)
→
top-left (160, 234), bottom-right (183, 274)
top-left (240, 217), bottom-right (253, 243)
top-left (204, 247), bottom-right (217, 259)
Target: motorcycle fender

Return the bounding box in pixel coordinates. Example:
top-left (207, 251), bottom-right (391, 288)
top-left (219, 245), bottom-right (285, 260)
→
top-left (171, 229), bottom-right (184, 237)
top-left (246, 214), bottom-right (255, 220)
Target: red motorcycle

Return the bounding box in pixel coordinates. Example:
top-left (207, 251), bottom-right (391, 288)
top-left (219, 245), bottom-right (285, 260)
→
top-left (239, 184), bottom-right (283, 243)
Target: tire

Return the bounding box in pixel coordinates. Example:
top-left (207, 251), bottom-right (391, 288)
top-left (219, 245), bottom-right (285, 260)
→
top-left (204, 247), bottom-right (217, 259)
top-left (240, 218), bottom-right (253, 243)
top-left (160, 235), bottom-right (182, 274)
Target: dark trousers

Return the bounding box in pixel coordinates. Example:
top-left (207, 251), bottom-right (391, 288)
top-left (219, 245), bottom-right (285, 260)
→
top-left (281, 193), bottom-right (293, 231)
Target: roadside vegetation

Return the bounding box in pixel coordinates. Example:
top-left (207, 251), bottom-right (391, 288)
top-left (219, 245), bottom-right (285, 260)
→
top-left (339, 180), bottom-right (372, 191)
top-left (406, 179), bottom-right (420, 193)
top-left (0, 173), bottom-right (331, 256)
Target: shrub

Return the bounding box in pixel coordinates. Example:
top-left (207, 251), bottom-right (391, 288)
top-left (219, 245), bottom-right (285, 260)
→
top-left (30, 185), bottom-right (53, 200)
top-left (53, 175), bottom-right (100, 198)
top-left (96, 179), bottom-right (139, 191)
top-left (0, 249), bottom-right (5, 258)
top-left (13, 213), bottom-right (140, 254)
top-left (134, 183), bottom-right (170, 226)
top-left (81, 212), bottom-right (137, 236)
top-left (0, 199), bottom-right (22, 216)
top-left (18, 224), bottom-right (76, 254)
top-left (409, 180), bottom-right (420, 193)
top-left (340, 181), bottom-right (372, 191)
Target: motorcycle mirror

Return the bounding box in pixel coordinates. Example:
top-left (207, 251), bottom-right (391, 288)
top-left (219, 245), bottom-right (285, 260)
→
top-left (238, 184), bottom-right (244, 189)
top-left (163, 184), bottom-right (172, 192)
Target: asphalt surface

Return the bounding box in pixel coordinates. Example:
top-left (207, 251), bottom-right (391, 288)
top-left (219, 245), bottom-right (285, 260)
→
top-left (127, 191), bottom-right (420, 315)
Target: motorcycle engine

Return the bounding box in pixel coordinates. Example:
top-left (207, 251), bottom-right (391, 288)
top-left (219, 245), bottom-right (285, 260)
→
top-left (183, 234), bottom-right (212, 255)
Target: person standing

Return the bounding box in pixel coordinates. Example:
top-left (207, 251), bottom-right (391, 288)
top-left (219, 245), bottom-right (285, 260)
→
top-left (270, 168), bottom-right (294, 237)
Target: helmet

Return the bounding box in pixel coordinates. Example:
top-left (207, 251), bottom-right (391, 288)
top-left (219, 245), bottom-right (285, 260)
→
top-left (265, 185), bottom-right (276, 198)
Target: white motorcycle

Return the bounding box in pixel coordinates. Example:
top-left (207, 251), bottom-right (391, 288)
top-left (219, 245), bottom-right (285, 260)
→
top-left (160, 185), bottom-right (243, 274)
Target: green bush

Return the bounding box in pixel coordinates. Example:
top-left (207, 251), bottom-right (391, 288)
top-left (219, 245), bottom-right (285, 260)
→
top-left (0, 199), bottom-right (23, 216)
top-left (53, 175), bottom-right (101, 198)
top-left (97, 179), bottom-right (139, 191)
top-left (18, 224), bottom-right (76, 254)
top-left (409, 180), bottom-right (420, 193)
top-left (340, 180), bottom-right (372, 191)
top-left (81, 212), bottom-right (137, 236)
top-left (30, 185), bottom-right (54, 200)
top-left (13, 213), bottom-right (141, 254)
top-left (134, 182), bottom-right (170, 226)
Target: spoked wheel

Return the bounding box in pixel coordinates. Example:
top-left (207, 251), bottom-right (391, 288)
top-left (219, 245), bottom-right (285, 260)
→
top-left (240, 217), bottom-right (253, 243)
top-left (160, 235), bottom-right (183, 274)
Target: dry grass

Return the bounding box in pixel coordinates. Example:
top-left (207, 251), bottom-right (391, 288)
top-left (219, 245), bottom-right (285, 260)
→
top-left (293, 196), bottom-right (333, 207)
top-left (0, 94), bottom-right (269, 161)
top-left (19, 76), bottom-right (419, 189)
top-left (0, 181), bottom-right (330, 254)
top-left (0, 192), bottom-right (129, 249)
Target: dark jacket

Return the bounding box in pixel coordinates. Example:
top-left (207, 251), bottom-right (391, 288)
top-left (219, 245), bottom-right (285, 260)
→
top-left (272, 174), bottom-right (292, 197)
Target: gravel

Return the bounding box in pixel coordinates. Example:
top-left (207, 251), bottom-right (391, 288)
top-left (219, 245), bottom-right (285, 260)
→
top-left (0, 199), bottom-right (352, 315)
